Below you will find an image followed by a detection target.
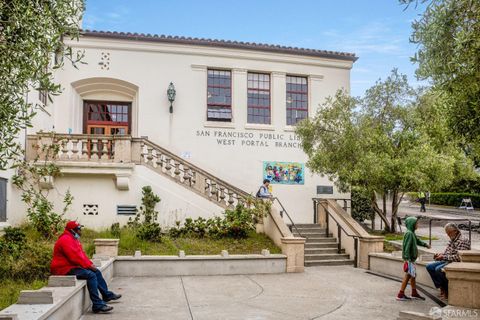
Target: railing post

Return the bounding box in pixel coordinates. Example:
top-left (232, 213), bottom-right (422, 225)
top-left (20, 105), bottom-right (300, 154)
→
top-left (354, 237), bottom-right (358, 268)
top-left (429, 219), bottom-right (433, 247)
top-left (113, 136), bottom-right (132, 163)
top-left (313, 199), bottom-right (317, 224)
top-left (337, 223), bottom-right (342, 254)
top-left (325, 211), bottom-right (329, 237)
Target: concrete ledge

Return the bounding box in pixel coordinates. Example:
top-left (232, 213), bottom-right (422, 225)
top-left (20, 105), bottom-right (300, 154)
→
top-left (114, 254), bottom-right (287, 277)
top-left (459, 250), bottom-right (480, 263)
top-left (369, 252), bottom-right (435, 288)
top-left (47, 276), bottom-right (77, 287)
top-left (0, 258), bottom-right (114, 320)
top-left (17, 291), bottom-right (53, 305)
top-left (444, 262), bottom-right (480, 309)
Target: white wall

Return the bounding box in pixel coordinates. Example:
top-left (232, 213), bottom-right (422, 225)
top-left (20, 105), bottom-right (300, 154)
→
top-left (5, 35), bottom-right (354, 227)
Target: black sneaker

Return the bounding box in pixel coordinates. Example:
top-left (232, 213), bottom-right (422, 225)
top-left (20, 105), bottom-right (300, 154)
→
top-left (93, 305), bottom-right (113, 313)
top-left (104, 293), bottom-right (122, 302)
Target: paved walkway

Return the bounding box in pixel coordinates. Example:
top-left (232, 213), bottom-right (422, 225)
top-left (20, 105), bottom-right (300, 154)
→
top-left (82, 266), bottom-right (437, 320)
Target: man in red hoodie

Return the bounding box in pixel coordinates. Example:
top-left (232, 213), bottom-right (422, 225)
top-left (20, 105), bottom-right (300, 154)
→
top-left (51, 221), bottom-right (121, 313)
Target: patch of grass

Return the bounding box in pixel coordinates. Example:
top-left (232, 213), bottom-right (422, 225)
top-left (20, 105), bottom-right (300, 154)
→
top-left (81, 228), bottom-right (281, 256)
top-left (0, 279), bottom-right (47, 311)
top-left (0, 225), bottom-right (280, 311)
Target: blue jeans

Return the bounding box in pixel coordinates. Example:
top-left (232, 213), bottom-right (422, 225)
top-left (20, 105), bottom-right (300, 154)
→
top-left (426, 261), bottom-right (449, 292)
top-left (68, 268), bottom-right (114, 309)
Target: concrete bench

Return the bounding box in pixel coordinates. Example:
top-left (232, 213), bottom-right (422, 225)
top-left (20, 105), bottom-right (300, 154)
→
top-left (0, 258), bottom-right (114, 320)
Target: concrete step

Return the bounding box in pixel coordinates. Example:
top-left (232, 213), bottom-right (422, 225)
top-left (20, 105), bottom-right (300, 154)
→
top-left (293, 231), bottom-right (330, 236)
top-left (305, 238), bottom-right (337, 243)
top-left (297, 235), bottom-right (333, 240)
top-left (304, 253), bottom-right (350, 261)
top-left (293, 224), bottom-right (323, 228)
top-left (305, 259), bottom-right (355, 267)
top-left (305, 242), bottom-right (338, 249)
top-left (304, 248), bottom-right (344, 254)
top-left (293, 225), bottom-right (325, 229)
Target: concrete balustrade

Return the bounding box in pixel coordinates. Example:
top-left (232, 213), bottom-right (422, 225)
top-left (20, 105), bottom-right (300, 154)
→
top-left (317, 199), bottom-right (384, 269)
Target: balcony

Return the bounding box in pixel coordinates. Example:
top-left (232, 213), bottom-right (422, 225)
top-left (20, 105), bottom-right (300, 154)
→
top-left (26, 133), bottom-right (249, 208)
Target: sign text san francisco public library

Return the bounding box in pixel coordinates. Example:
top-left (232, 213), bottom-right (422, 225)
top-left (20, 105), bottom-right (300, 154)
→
top-left (196, 129), bottom-right (302, 148)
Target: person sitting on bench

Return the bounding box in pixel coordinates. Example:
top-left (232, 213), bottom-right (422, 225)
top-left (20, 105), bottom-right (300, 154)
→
top-left (50, 221), bottom-right (121, 313)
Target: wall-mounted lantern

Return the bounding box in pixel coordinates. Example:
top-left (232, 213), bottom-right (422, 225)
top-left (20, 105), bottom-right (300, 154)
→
top-left (167, 82), bottom-right (176, 113)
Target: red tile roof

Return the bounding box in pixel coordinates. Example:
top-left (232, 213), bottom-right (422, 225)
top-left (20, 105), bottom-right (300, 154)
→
top-left (82, 30), bottom-right (358, 62)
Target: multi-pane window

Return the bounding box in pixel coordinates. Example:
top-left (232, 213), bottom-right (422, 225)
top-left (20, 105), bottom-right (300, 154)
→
top-left (207, 69), bottom-right (232, 121)
top-left (247, 73), bottom-right (271, 124)
top-left (85, 102), bottom-right (130, 124)
top-left (286, 76), bottom-right (308, 125)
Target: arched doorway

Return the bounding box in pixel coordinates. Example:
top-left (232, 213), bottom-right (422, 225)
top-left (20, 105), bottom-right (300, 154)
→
top-left (71, 77), bottom-right (139, 137)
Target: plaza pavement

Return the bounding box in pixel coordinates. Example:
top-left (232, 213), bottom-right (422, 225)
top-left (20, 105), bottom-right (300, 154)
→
top-left (81, 266), bottom-right (437, 320)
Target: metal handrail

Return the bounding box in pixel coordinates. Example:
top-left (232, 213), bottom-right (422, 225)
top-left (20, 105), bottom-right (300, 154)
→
top-left (426, 217), bottom-right (474, 247)
top-left (272, 197), bottom-right (303, 238)
top-left (318, 200), bottom-right (359, 268)
top-left (312, 198), bottom-right (350, 222)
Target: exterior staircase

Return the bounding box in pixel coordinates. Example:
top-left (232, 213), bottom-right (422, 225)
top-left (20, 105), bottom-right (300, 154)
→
top-left (293, 224), bottom-right (354, 266)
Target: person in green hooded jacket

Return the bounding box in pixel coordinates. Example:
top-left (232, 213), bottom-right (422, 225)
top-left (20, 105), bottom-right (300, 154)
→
top-left (396, 216), bottom-right (431, 301)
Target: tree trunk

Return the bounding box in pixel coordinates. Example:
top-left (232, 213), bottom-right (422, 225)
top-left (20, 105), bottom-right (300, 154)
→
top-left (371, 192), bottom-right (391, 231)
top-left (390, 191), bottom-right (397, 232)
top-left (390, 191), bottom-right (404, 233)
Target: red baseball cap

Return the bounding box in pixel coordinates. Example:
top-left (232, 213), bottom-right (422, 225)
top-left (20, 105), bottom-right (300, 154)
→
top-left (66, 221), bottom-right (84, 230)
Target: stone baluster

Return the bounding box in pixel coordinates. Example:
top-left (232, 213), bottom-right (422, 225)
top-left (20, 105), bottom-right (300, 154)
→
top-left (173, 160), bottom-right (181, 180)
top-left (60, 139), bottom-right (69, 160)
top-left (80, 139), bottom-right (89, 160)
top-left (146, 146), bottom-right (154, 165)
top-left (204, 179), bottom-right (211, 196)
top-left (90, 140), bottom-right (99, 160)
top-left (183, 166), bottom-right (190, 184)
top-left (164, 157), bottom-right (172, 172)
top-left (155, 152), bottom-right (163, 170)
top-left (219, 186), bottom-right (226, 203)
top-left (71, 139), bottom-right (79, 160)
top-left (211, 181), bottom-right (218, 200)
top-left (100, 139), bottom-right (109, 160)
top-left (227, 190), bottom-right (235, 207)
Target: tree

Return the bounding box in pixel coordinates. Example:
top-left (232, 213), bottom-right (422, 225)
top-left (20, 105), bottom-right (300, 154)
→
top-left (401, 0), bottom-right (480, 159)
top-left (296, 70), bottom-right (471, 232)
top-left (0, 0), bottom-right (84, 169)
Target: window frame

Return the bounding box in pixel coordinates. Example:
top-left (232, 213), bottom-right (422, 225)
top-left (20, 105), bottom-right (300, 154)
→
top-left (286, 75), bottom-right (309, 126)
top-left (206, 69), bottom-right (233, 122)
top-left (247, 72), bottom-right (271, 125)
top-left (83, 100), bottom-right (132, 134)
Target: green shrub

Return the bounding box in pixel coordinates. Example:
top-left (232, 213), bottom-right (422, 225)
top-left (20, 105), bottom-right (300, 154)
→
top-left (0, 227), bottom-right (27, 258)
top-left (169, 203), bottom-right (260, 239)
top-left (110, 222), bottom-right (121, 238)
top-left (351, 188), bottom-right (374, 222)
top-left (428, 192), bottom-right (480, 208)
top-left (0, 228), bottom-right (52, 282)
top-left (128, 186), bottom-right (162, 242)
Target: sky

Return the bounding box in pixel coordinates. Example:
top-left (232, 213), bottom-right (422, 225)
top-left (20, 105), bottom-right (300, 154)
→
top-left (83, 0), bottom-right (428, 97)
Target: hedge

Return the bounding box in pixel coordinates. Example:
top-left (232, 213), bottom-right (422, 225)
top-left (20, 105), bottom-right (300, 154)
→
top-left (406, 192), bottom-right (480, 208)
top-left (429, 193), bottom-right (480, 208)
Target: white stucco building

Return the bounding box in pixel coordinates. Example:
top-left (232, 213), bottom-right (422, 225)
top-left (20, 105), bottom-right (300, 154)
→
top-left (0, 30), bottom-right (357, 229)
